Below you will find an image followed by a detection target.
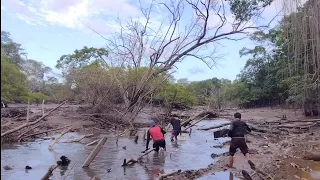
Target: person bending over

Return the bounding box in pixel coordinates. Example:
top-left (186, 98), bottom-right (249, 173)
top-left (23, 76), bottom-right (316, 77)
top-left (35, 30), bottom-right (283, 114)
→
top-left (146, 120), bottom-right (166, 152)
top-left (228, 112), bottom-right (251, 168)
top-left (170, 118), bottom-right (181, 142)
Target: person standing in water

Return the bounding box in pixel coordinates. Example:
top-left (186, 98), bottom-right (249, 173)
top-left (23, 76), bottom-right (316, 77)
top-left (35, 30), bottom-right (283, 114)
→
top-left (145, 120), bottom-right (166, 152)
top-left (170, 118), bottom-right (181, 142)
top-left (228, 112), bottom-right (251, 168)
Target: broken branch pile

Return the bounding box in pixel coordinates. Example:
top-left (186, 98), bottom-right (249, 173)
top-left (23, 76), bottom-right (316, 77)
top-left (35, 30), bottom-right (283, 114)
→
top-left (1, 101), bottom-right (67, 143)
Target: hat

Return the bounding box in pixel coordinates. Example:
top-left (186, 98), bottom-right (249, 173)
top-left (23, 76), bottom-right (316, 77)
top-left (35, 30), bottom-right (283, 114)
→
top-left (151, 120), bottom-right (156, 126)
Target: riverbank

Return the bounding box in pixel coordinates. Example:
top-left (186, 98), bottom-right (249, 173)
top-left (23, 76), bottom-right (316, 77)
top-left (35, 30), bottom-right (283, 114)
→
top-left (163, 108), bottom-right (320, 180)
top-left (1, 104), bottom-right (319, 180)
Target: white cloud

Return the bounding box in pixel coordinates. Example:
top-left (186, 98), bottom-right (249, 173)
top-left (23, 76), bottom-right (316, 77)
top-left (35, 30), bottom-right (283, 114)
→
top-left (1, 0), bottom-right (140, 32)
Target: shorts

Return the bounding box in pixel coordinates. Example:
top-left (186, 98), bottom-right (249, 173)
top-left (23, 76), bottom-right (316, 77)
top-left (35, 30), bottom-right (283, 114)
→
top-left (171, 130), bottom-right (181, 138)
top-left (229, 137), bottom-right (248, 156)
top-left (153, 139), bottom-right (166, 152)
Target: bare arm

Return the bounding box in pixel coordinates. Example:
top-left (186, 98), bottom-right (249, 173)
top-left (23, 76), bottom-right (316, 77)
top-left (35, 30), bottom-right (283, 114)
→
top-left (146, 129), bottom-right (151, 149)
top-left (160, 127), bottom-right (166, 135)
top-left (245, 123), bottom-right (251, 132)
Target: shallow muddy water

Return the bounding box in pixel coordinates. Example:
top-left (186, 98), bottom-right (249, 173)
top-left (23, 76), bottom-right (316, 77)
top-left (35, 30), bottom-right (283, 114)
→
top-left (1, 120), bottom-right (230, 180)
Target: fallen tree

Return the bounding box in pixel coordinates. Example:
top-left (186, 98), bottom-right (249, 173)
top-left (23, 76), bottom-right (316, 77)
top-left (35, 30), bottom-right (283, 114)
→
top-left (1, 101), bottom-right (67, 138)
top-left (198, 122), bottom-right (230, 131)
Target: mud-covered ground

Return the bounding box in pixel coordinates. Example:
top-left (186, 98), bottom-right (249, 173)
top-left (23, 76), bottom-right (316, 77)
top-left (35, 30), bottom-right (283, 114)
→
top-left (164, 107), bottom-right (320, 180)
top-left (1, 104), bottom-right (319, 180)
top-left (1, 103), bottom-right (153, 142)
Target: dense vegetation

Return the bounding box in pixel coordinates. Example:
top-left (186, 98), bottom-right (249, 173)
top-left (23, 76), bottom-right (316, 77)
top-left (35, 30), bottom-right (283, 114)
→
top-left (1, 0), bottom-right (318, 117)
top-left (1, 31), bottom-right (69, 103)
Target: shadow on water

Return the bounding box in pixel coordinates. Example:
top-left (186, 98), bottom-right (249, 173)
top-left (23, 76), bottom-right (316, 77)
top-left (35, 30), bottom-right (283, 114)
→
top-left (1, 120), bottom-right (230, 180)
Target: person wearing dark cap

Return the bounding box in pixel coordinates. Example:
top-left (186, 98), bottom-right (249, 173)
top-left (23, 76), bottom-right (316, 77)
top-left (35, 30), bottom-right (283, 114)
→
top-left (145, 120), bottom-right (167, 152)
top-left (227, 112), bottom-right (251, 168)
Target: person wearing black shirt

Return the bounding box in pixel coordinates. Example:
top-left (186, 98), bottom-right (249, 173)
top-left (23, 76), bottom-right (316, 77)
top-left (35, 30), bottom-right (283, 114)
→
top-left (170, 118), bottom-right (181, 142)
top-left (227, 112), bottom-right (251, 168)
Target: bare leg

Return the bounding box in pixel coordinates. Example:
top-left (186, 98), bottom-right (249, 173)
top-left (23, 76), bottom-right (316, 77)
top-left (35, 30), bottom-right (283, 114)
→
top-left (170, 133), bottom-right (174, 142)
top-left (245, 153), bottom-right (250, 160)
top-left (229, 156), bottom-right (234, 168)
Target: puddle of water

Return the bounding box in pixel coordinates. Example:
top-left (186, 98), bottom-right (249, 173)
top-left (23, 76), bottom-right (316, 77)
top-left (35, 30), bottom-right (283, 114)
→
top-left (1, 119), bottom-right (230, 180)
top-left (196, 171), bottom-right (240, 180)
top-left (300, 163), bottom-right (320, 180)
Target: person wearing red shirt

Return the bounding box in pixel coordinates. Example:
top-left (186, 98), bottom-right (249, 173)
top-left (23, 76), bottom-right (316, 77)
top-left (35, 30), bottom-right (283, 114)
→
top-left (145, 120), bottom-right (166, 152)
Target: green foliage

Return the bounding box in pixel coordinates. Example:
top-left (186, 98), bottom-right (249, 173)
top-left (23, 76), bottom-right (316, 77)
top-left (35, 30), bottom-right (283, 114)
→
top-left (186, 78), bottom-right (223, 105)
top-left (228, 0), bottom-right (274, 22)
top-left (223, 81), bottom-right (251, 104)
top-left (224, 0), bottom-right (319, 110)
top-left (156, 83), bottom-right (196, 108)
top-left (56, 46), bottom-right (108, 70)
top-left (1, 31), bottom-right (25, 67)
top-left (28, 92), bottom-right (49, 103)
top-left (1, 55), bottom-right (29, 102)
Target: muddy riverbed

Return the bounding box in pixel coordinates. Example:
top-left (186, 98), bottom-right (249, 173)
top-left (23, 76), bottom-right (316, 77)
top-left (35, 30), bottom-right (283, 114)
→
top-left (1, 120), bottom-right (236, 180)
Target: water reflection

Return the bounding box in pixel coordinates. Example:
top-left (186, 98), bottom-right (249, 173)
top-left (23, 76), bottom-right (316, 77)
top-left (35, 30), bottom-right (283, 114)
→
top-left (59, 166), bottom-right (68, 176)
top-left (144, 152), bottom-right (166, 179)
top-left (83, 168), bottom-right (97, 179)
top-left (1, 120), bottom-right (230, 180)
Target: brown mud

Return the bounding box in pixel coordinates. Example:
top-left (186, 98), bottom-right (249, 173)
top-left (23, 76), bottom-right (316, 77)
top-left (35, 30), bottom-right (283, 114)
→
top-left (1, 105), bottom-right (319, 180)
top-left (163, 107), bottom-right (320, 180)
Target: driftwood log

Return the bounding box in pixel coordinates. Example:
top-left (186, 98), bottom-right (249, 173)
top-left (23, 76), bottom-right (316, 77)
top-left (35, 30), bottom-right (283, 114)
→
top-left (213, 128), bottom-right (230, 138)
top-left (41, 165), bottom-right (59, 180)
top-left (48, 127), bottom-right (72, 150)
top-left (248, 160), bottom-right (273, 180)
top-left (86, 139), bottom-right (100, 146)
top-left (198, 123), bottom-right (230, 131)
top-left (17, 124), bottom-right (42, 141)
top-left (159, 169), bottom-right (182, 180)
top-left (241, 170), bottom-right (253, 180)
top-left (82, 137), bottom-right (108, 168)
top-left (303, 154), bottom-right (320, 161)
top-left (183, 115), bottom-right (208, 131)
top-left (62, 134), bottom-right (94, 143)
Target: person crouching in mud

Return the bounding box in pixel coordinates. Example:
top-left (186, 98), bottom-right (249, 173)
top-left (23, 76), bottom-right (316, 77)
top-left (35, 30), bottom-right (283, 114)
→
top-left (145, 120), bottom-right (166, 152)
top-left (228, 112), bottom-right (251, 168)
top-left (170, 118), bottom-right (181, 142)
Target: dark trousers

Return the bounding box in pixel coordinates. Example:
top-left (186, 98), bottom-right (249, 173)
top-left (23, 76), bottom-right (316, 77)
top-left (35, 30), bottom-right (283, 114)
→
top-left (229, 137), bottom-right (248, 156)
top-left (153, 139), bottom-right (166, 152)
